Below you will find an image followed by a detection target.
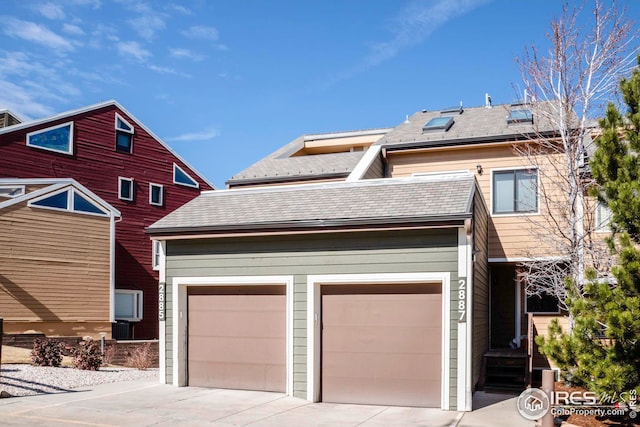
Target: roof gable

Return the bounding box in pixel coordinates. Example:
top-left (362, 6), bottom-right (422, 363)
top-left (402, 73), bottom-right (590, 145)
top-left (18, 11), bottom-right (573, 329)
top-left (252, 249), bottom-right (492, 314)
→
top-left (0, 100), bottom-right (215, 189)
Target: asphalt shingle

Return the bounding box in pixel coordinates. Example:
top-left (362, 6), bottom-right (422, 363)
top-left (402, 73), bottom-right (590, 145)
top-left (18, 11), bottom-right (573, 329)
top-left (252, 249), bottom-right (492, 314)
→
top-left (148, 174), bottom-right (476, 233)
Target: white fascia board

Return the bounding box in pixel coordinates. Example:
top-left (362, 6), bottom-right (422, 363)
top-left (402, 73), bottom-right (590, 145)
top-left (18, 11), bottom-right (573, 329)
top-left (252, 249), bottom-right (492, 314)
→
top-left (346, 145), bottom-right (382, 182)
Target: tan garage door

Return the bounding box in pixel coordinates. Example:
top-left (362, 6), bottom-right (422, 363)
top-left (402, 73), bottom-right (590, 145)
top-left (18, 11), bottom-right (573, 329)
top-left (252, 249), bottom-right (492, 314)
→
top-left (321, 283), bottom-right (441, 407)
top-left (187, 285), bottom-right (286, 392)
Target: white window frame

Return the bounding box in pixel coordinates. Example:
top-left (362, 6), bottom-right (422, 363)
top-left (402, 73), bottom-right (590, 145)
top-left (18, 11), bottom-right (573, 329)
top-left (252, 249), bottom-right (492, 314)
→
top-left (115, 113), bottom-right (134, 154)
top-left (152, 240), bottom-right (162, 271)
top-left (114, 289), bottom-right (143, 322)
top-left (26, 121), bottom-right (74, 155)
top-left (0, 185), bottom-right (25, 198)
top-left (595, 200), bottom-right (613, 233)
top-left (490, 166), bottom-right (540, 217)
top-left (118, 177), bottom-right (134, 201)
top-left (28, 187), bottom-right (108, 217)
top-left (173, 163), bottom-right (199, 188)
top-left (149, 183), bottom-right (164, 206)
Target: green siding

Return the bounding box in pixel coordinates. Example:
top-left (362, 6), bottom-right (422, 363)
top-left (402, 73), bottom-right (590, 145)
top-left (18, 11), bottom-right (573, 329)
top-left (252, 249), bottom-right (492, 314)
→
top-left (164, 228), bottom-right (459, 404)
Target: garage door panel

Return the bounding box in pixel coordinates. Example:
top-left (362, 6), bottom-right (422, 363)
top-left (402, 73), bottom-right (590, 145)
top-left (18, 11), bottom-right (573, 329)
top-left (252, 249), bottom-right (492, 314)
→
top-left (189, 311), bottom-right (285, 338)
top-left (322, 295), bottom-right (441, 327)
top-left (322, 326), bottom-right (441, 354)
top-left (188, 336), bottom-right (285, 364)
top-left (323, 351), bottom-right (441, 380)
top-left (189, 361), bottom-right (285, 391)
top-left (322, 377), bottom-right (441, 407)
top-left (187, 289), bottom-right (286, 392)
top-left (321, 284), bottom-right (441, 407)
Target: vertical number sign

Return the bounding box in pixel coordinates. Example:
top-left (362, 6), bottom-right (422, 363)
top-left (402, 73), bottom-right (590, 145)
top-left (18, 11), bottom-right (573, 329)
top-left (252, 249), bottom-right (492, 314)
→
top-left (159, 283), bottom-right (165, 321)
top-left (458, 278), bottom-right (467, 323)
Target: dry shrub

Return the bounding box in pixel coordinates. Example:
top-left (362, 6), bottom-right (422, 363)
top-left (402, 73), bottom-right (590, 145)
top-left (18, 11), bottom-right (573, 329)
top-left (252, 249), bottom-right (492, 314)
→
top-left (126, 342), bottom-right (153, 370)
top-left (102, 344), bottom-right (117, 366)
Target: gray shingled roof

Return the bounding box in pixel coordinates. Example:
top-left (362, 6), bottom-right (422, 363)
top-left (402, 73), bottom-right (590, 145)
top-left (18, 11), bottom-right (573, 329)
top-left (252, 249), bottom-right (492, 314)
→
top-left (227, 129), bottom-right (390, 185)
top-left (148, 174), bottom-right (476, 234)
top-left (378, 102), bottom-right (561, 149)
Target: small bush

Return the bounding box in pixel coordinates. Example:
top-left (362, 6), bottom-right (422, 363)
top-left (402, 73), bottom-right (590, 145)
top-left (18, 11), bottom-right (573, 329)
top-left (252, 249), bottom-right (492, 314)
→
top-left (127, 342), bottom-right (153, 370)
top-left (74, 339), bottom-right (102, 371)
top-left (102, 344), bottom-right (117, 366)
top-left (31, 338), bottom-right (63, 367)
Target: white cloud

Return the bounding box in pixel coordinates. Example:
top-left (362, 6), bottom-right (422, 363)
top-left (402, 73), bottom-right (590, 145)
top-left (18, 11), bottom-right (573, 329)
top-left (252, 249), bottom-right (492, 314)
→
top-left (0, 80), bottom-right (54, 118)
top-left (169, 48), bottom-right (205, 61)
top-left (68, 0), bottom-right (102, 8)
top-left (148, 64), bottom-right (191, 78)
top-left (318, 0), bottom-right (490, 90)
top-left (117, 41), bottom-right (151, 62)
top-left (365, 0), bottom-right (491, 66)
top-left (166, 128), bottom-right (219, 142)
top-left (62, 23), bottom-right (85, 36)
top-left (1, 17), bottom-right (74, 53)
top-left (170, 4), bottom-right (192, 15)
top-left (37, 3), bottom-right (66, 20)
top-left (181, 25), bottom-right (219, 41)
top-left (129, 14), bottom-right (165, 41)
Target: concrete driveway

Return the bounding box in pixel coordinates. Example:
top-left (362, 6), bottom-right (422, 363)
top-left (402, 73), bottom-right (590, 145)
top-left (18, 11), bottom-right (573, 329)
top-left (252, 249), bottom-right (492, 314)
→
top-left (0, 379), bottom-right (535, 427)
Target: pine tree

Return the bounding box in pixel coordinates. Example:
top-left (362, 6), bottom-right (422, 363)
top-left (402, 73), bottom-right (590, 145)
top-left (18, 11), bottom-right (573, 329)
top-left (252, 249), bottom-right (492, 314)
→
top-left (537, 60), bottom-right (640, 401)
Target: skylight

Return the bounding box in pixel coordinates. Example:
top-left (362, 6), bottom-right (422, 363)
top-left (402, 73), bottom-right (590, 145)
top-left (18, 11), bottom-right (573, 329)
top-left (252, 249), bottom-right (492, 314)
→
top-left (422, 116), bottom-right (454, 132)
top-left (507, 109), bottom-right (533, 124)
top-left (440, 105), bottom-right (463, 114)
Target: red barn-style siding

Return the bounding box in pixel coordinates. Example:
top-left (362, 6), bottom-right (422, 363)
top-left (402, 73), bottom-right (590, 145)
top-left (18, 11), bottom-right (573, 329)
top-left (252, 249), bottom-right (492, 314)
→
top-left (0, 101), bottom-right (214, 339)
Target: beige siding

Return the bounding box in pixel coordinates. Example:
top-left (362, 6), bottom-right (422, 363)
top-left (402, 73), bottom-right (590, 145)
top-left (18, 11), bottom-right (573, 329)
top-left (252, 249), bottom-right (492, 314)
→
top-left (0, 203), bottom-right (111, 332)
top-left (531, 315), bottom-right (569, 370)
top-left (388, 144), bottom-right (567, 259)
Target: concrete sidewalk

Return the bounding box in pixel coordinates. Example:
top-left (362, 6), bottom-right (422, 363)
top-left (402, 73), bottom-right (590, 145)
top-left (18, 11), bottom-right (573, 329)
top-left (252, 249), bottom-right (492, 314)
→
top-left (0, 379), bottom-right (535, 426)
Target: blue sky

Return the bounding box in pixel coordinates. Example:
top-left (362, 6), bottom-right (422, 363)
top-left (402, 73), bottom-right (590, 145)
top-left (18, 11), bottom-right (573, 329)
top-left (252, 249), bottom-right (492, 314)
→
top-left (1, 1), bottom-right (638, 188)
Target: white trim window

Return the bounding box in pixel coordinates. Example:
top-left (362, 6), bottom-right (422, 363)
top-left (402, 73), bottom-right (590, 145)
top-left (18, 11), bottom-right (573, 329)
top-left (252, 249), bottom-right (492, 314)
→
top-left (28, 187), bottom-right (108, 216)
top-left (596, 201), bottom-right (613, 232)
top-left (0, 185), bottom-right (25, 198)
top-left (492, 168), bottom-right (538, 215)
top-left (152, 240), bottom-right (162, 271)
top-left (118, 177), bottom-right (134, 201)
top-left (149, 183), bottom-right (163, 206)
top-left (26, 122), bottom-right (74, 155)
top-left (115, 113), bottom-right (134, 153)
top-left (115, 289), bottom-right (143, 322)
top-left (173, 163), bottom-right (199, 188)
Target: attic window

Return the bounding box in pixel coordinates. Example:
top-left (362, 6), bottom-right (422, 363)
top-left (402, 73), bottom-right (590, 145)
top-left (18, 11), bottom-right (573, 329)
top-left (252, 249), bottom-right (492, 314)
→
top-left (26, 122), bottom-right (74, 155)
top-left (29, 188), bottom-right (108, 216)
top-left (423, 116), bottom-right (454, 132)
top-left (115, 113), bottom-right (134, 153)
top-left (173, 163), bottom-right (199, 188)
top-left (507, 109), bottom-right (533, 124)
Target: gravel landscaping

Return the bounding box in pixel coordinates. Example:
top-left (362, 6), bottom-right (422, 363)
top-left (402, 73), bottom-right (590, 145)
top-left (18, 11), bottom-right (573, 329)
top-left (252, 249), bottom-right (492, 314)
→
top-left (0, 364), bottom-right (157, 397)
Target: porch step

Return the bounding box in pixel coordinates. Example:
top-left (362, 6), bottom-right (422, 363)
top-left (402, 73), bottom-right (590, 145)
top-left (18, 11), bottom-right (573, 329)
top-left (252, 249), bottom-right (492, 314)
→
top-left (480, 350), bottom-right (528, 392)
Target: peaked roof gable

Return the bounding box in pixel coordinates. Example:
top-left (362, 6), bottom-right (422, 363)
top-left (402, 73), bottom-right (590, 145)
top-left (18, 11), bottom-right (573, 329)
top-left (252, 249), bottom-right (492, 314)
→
top-left (0, 100), bottom-right (215, 189)
top-left (0, 178), bottom-right (121, 217)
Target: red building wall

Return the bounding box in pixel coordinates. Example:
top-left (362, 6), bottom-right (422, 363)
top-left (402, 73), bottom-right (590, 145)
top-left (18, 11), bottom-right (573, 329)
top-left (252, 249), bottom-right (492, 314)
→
top-left (0, 103), bottom-right (213, 339)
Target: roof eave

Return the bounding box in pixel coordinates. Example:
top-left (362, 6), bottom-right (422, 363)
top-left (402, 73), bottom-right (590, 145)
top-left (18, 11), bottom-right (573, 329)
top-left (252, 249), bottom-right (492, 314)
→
top-left (381, 130), bottom-right (560, 152)
top-left (226, 171), bottom-right (350, 187)
top-left (146, 213), bottom-right (472, 237)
